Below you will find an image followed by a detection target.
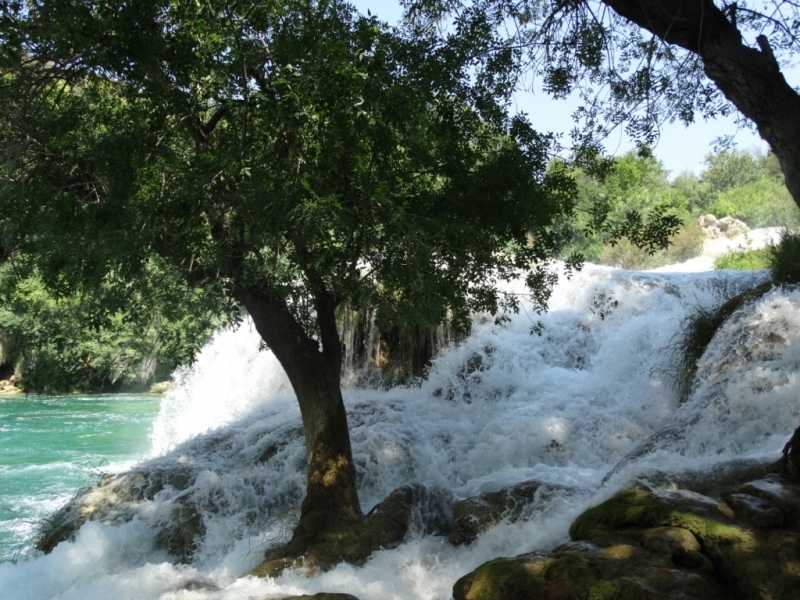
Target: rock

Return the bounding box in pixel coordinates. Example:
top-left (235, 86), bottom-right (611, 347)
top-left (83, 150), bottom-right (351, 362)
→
top-left (35, 465), bottom-right (197, 555)
top-left (456, 476), bottom-right (800, 600)
top-left (155, 499), bottom-right (206, 563)
top-left (568, 488), bottom-right (737, 541)
top-left (723, 473), bottom-right (800, 527)
top-left (149, 381), bottom-right (174, 395)
top-left (453, 536), bottom-right (725, 600)
top-left (0, 379), bottom-right (22, 395)
top-left (448, 480), bottom-right (581, 545)
top-left (698, 214), bottom-right (749, 239)
top-left (571, 486), bottom-right (800, 599)
top-left (251, 483), bottom-right (455, 577)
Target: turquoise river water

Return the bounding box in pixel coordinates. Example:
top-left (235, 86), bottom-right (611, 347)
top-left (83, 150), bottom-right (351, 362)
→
top-left (0, 394), bottom-right (161, 563)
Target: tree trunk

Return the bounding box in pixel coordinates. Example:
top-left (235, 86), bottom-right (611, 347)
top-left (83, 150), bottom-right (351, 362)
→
top-left (233, 284), bottom-right (363, 551)
top-left (601, 0), bottom-right (800, 210)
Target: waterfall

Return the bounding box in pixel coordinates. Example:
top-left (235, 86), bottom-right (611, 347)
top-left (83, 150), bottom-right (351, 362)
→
top-left (4, 246), bottom-right (799, 600)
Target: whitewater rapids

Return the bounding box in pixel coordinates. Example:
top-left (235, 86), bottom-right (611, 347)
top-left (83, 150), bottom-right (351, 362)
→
top-left (4, 244), bottom-right (800, 599)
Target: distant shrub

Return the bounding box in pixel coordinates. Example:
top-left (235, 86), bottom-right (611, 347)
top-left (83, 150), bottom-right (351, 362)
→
top-left (599, 219), bottom-right (704, 270)
top-left (714, 248), bottom-right (771, 271)
top-left (708, 179), bottom-right (800, 228)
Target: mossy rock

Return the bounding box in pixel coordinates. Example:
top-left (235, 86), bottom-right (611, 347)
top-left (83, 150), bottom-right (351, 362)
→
top-left (453, 534), bottom-right (725, 600)
top-left (569, 484), bottom-right (800, 599)
top-left (155, 499), bottom-right (206, 563)
top-left (569, 488), bottom-right (738, 542)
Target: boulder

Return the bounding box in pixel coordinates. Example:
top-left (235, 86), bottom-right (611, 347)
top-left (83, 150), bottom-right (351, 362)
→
top-left (35, 465), bottom-right (198, 556)
top-left (456, 477), bottom-right (800, 600)
top-left (698, 214), bottom-right (750, 239)
top-left (453, 533), bottom-right (724, 600)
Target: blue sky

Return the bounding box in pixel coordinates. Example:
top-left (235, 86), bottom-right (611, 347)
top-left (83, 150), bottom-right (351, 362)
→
top-left (350, 0), bottom-right (775, 177)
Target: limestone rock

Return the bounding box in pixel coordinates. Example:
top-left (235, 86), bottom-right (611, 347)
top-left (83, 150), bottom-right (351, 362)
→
top-left (698, 214), bottom-right (749, 239)
top-left (455, 477), bottom-right (800, 600)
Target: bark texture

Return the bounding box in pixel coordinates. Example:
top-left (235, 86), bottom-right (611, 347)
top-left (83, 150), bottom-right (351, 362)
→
top-left (233, 284), bottom-right (363, 551)
top-left (601, 0), bottom-right (800, 209)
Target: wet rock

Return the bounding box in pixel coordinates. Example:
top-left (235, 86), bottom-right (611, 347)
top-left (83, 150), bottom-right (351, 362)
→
top-left (568, 488), bottom-right (737, 541)
top-left (155, 499), bottom-right (206, 563)
top-left (723, 492), bottom-right (784, 529)
top-left (453, 535), bottom-right (725, 600)
top-left (251, 483), bottom-right (455, 577)
top-left (448, 480), bottom-right (580, 545)
top-left (571, 486), bottom-right (800, 600)
top-left (456, 477), bottom-right (800, 600)
top-left (35, 465), bottom-right (197, 554)
top-left (722, 473), bottom-right (800, 531)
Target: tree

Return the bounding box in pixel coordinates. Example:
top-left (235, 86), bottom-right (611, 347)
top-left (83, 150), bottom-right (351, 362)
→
top-left (0, 0), bottom-right (577, 555)
top-left (0, 255), bottom-right (227, 393)
top-left (405, 1), bottom-right (800, 213)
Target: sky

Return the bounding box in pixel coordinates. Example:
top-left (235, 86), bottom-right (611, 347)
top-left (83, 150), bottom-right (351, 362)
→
top-left (349, 0), bottom-right (775, 177)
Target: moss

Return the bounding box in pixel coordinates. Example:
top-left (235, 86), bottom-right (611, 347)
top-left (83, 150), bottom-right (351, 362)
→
top-left (569, 489), bottom-right (743, 546)
top-left (452, 556), bottom-right (545, 600)
top-left (587, 580), bottom-right (619, 599)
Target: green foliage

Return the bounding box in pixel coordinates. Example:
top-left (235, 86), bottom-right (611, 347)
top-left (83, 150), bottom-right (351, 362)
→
top-left (708, 179), bottom-right (800, 228)
top-left (0, 0), bottom-right (579, 374)
top-left (769, 230), bottom-right (800, 285)
top-left (599, 220), bottom-right (704, 270)
top-left (679, 149), bottom-right (800, 227)
top-left (563, 147), bottom-right (800, 270)
top-left (0, 256), bottom-right (228, 393)
top-left (563, 150), bottom-right (687, 268)
top-left (714, 248), bottom-right (771, 271)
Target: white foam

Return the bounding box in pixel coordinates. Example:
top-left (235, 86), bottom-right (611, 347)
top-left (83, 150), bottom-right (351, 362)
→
top-left (4, 244), bottom-right (799, 600)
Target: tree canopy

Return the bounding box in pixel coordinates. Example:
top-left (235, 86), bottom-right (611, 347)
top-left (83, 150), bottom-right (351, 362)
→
top-left (0, 0), bottom-right (583, 556)
top-left (405, 1), bottom-right (800, 212)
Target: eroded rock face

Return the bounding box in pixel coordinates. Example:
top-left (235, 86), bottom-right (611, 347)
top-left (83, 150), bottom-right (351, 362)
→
top-left (698, 214), bottom-right (750, 238)
top-left (454, 474), bottom-right (800, 600)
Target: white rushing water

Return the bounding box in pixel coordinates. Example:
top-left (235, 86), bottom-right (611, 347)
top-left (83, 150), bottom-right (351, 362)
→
top-left (4, 241), bottom-right (800, 600)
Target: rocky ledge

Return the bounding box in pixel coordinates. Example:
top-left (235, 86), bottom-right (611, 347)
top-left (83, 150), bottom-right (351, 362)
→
top-left (454, 472), bottom-right (800, 599)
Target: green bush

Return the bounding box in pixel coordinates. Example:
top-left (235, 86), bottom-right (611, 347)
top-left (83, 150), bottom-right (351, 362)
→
top-left (714, 247), bottom-right (772, 271)
top-left (770, 230), bottom-right (800, 284)
top-left (708, 179), bottom-right (800, 228)
top-left (598, 219), bottom-right (704, 269)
